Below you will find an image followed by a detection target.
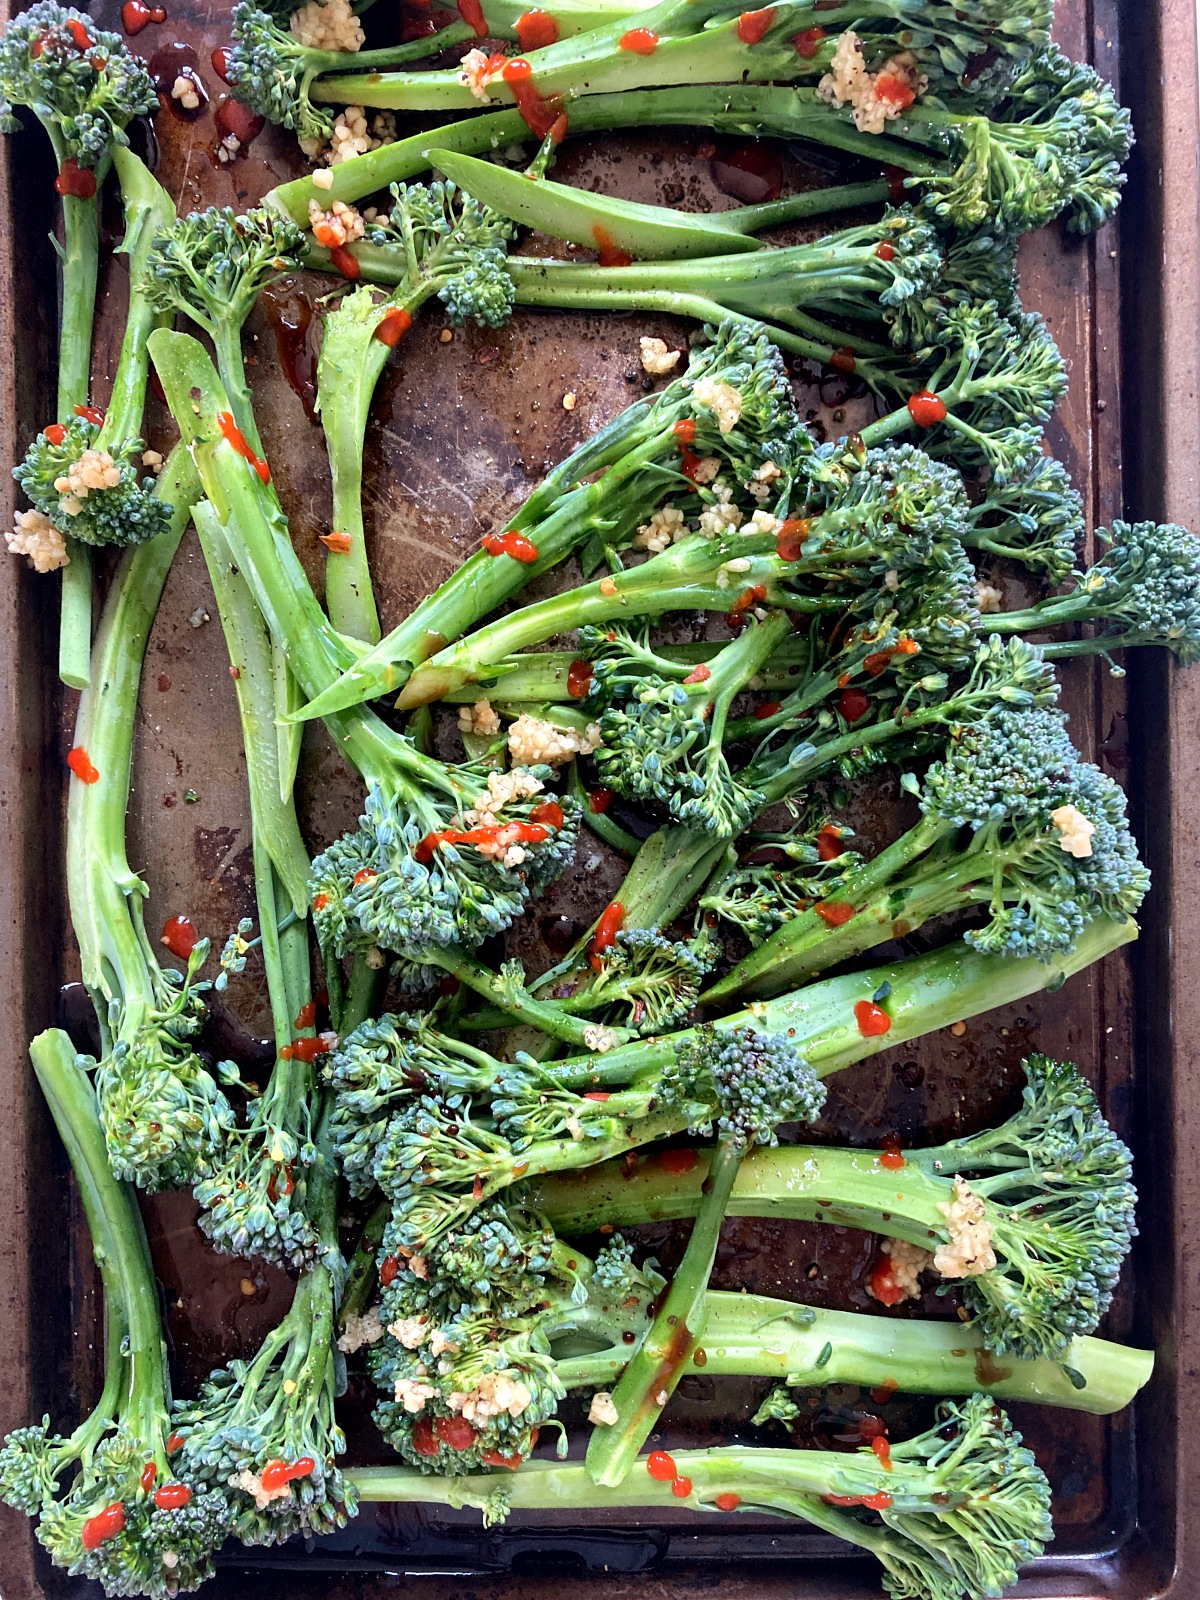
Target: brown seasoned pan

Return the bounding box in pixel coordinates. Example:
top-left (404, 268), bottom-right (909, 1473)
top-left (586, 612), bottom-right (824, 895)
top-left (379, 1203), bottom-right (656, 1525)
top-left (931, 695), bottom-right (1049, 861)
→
top-left (0, 0), bottom-right (1197, 1591)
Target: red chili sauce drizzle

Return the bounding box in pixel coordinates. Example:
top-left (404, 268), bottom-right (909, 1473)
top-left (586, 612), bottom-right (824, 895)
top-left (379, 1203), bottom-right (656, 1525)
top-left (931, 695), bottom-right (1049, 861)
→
top-left (815, 899), bottom-right (854, 927)
top-left (816, 823), bottom-right (844, 861)
top-left (375, 306), bottom-right (413, 346)
top-left (515, 8), bottom-right (559, 49)
top-left (727, 583), bottom-right (768, 628)
top-left (213, 94), bottom-right (265, 154)
top-left (711, 140), bottom-right (782, 204)
top-left (154, 1483), bottom-right (193, 1509)
top-left (567, 657), bottom-right (594, 697)
top-left (211, 45), bottom-right (233, 81)
top-left (415, 820), bottom-right (551, 864)
top-left (589, 900), bottom-right (625, 969)
top-left (161, 914), bottom-right (199, 960)
top-left (682, 663), bottom-right (711, 684)
top-left (646, 1451), bottom-right (677, 1482)
top-left (67, 747), bottom-right (100, 784)
top-left (501, 57), bottom-right (567, 140)
top-left (75, 402), bottom-right (105, 425)
top-left (672, 417), bottom-right (705, 483)
top-left (879, 1134), bottom-right (905, 1171)
top-left (321, 531), bottom-right (353, 554)
top-left (753, 700), bottom-right (781, 720)
top-left (482, 529), bottom-right (539, 561)
top-left (55, 160), bottom-right (97, 198)
top-left (907, 389), bottom-right (947, 427)
top-left (259, 1458), bottom-right (316, 1492)
top-left (216, 411), bottom-right (271, 483)
top-left (592, 223), bottom-right (633, 266)
top-left (457, 0), bottom-right (488, 36)
top-left (658, 1146), bottom-right (697, 1176)
top-left (588, 786), bottom-right (613, 813)
top-left (793, 24), bottom-right (825, 55)
top-left (854, 1000), bottom-right (892, 1038)
top-left (82, 1504), bottom-right (126, 1550)
top-left (259, 278), bottom-right (319, 421)
top-left (329, 244), bottom-right (361, 279)
top-left (280, 1034), bottom-right (335, 1063)
top-left (875, 240), bottom-right (896, 260)
top-left (837, 686), bottom-right (870, 723)
top-left (122, 0), bottom-right (166, 33)
top-left (736, 7), bottom-right (774, 41)
top-left (619, 25), bottom-right (658, 51)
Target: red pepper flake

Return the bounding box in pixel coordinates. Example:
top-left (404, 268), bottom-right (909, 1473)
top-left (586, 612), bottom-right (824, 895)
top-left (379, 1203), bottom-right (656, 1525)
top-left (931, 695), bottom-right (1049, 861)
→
top-left (140, 1462), bottom-right (157, 1493)
top-left (736, 6), bottom-right (774, 41)
top-left (515, 7), bottom-right (559, 48)
top-left (374, 306), bottom-right (413, 347)
top-left (907, 389), bottom-right (948, 428)
top-left (67, 746), bottom-right (100, 784)
top-left (793, 24), bottom-right (825, 55)
top-left (830, 347), bottom-right (856, 374)
top-left (54, 159), bottom-right (97, 198)
top-left (855, 1000), bottom-right (892, 1038)
top-left (216, 411), bottom-right (270, 483)
top-left (658, 1146), bottom-right (697, 1176)
top-left (815, 900), bottom-right (854, 928)
top-left (380, 1254), bottom-right (401, 1286)
top-left (619, 25), bottom-right (658, 51)
top-left (775, 517), bottom-right (811, 562)
top-left (682, 663), bottom-right (711, 684)
top-left (321, 530), bottom-right (353, 554)
top-left (816, 824), bottom-right (844, 862)
top-left (589, 900), bottom-right (625, 970)
top-left (482, 529), bottom-right (539, 562)
top-left (329, 244), bottom-right (361, 280)
top-left (436, 1415), bottom-right (478, 1451)
top-left (837, 687), bottom-right (871, 723)
top-left (82, 1503), bottom-right (126, 1550)
top-left (714, 1492), bottom-right (741, 1511)
top-left (294, 1000), bottom-right (318, 1029)
top-left (74, 403), bottom-right (105, 426)
top-left (592, 223), bottom-right (633, 267)
top-left (879, 1135), bottom-right (905, 1171)
top-left (646, 1450), bottom-right (677, 1482)
top-left (875, 241), bottom-right (896, 261)
top-left (530, 799), bottom-right (565, 830)
top-left (161, 914), bottom-right (199, 961)
top-left (871, 1436), bottom-right (893, 1471)
top-left (501, 56), bottom-right (567, 140)
top-left (457, 0), bottom-right (488, 35)
top-left (588, 786), bottom-right (613, 813)
top-left (154, 1483), bottom-right (193, 1509)
top-left (567, 658), bottom-right (594, 698)
top-left (754, 701), bottom-right (782, 720)
top-left (411, 1416), bottom-right (440, 1458)
top-left (672, 1475), bottom-right (694, 1497)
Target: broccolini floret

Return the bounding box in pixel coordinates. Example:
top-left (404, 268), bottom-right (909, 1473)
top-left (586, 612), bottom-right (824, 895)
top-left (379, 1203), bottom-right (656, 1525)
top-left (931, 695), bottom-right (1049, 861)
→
top-left (962, 448), bottom-right (1083, 582)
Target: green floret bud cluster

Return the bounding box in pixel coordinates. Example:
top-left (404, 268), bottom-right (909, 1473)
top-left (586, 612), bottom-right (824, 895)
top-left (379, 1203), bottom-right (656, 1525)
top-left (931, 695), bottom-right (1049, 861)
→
top-left (14, 417), bottom-right (172, 548)
top-left (586, 927), bottom-right (715, 1033)
top-left (0, 1420), bottom-right (63, 1517)
top-left (964, 449), bottom-right (1082, 582)
top-left (1077, 519), bottom-right (1200, 661)
top-left (0, 2), bottom-right (155, 165)
top-left (375, 180), bottom-right (517, 329)
top-left (146, 205), bottom-right (306, 332)
top-left (798, 443), bottom-right (972, 574)
top-left (193, 1114), bottom-right (321, 1270)
top-left (227, 2), bottom-right (333, 144)
top-left (663, 1025), bottom-right (826, 1149)
top-left (700, 822), bottom-right (861, 945)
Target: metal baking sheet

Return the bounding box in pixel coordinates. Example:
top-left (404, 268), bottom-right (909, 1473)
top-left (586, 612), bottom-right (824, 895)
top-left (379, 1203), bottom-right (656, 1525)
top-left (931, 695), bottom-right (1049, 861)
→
top-left (1, 0), bottom-right (1197, 1592)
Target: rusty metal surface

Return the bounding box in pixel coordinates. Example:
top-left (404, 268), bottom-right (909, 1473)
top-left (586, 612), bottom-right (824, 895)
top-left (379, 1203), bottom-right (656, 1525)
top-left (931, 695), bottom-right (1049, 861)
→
top-left (0, 0), bottom-right (1196, 1591)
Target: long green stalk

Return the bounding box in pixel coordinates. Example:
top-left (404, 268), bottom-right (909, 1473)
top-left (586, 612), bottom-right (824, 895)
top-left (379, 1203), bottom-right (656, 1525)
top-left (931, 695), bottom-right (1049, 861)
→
top-left (56, 188), bottom-right (100, 689)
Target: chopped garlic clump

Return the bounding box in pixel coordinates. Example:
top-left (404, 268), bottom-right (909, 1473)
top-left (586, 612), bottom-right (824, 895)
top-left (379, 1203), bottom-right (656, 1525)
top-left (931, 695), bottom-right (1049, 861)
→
top-left (933, 1176), bottom-right (997, 1278)
top-left (1051, 803), bottom-right (1096, 859)
top-left (639, 336), bottom-right (681, 376)
top-left (7, 509), bottom-right (68, 572)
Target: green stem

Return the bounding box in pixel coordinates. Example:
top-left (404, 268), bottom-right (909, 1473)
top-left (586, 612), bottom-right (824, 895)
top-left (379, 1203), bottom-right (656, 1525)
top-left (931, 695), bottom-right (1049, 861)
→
top-left (56, 191), bottom-right (100, 690)
top-left (424, 946), bottom-right (632, 1048)
top-left (585, 1138), bottom-right (743, 1486)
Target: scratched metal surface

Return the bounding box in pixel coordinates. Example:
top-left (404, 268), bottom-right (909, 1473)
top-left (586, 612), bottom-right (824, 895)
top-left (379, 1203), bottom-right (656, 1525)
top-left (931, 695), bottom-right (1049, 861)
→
top-left (0, 0), bottom-right (1169, 1589)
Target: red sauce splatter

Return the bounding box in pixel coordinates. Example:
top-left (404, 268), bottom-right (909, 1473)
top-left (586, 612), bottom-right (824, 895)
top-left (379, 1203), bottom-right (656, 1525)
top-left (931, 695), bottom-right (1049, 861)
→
top-left (589, 900), bottom-right (625, 969)
top-left (658, 1147), bottom-right (697, 1176)
top-left (567, 658), bottom-right (594, 698)
top-left (313, 893), bottom-right (330, 912)
top-left (280, 1034), bottom-right (335, 1063)
top-left (411, 1417), bottom-right (440, 1458)
top-left (727, 584), bottom-right (768, 628)
top-left (295, 1000), bottom-right (318, 1029)
top-left (907, 389), bottom-right (947, 428)
top-left (436, 1415), bottom-right (478, 1451)
top-left (879, 1135), bottom-right (905, 1171)
top-left (501, 57), bottom-right (567, 140)
top-left (837, 686), bottom-right (870, 723)
top-left (714, 1492), bottom-right (741, 1511)
top-left (329, 244), bottom-right (361, 280)
top-left (82, 1504), bottom-right (126, 1550)
top-left (122, 0), bottom-right (165, 35)
top-left (619, 26), bottom-right (658, 52)
top-left (259, 278), bottom-right (318, 421)
top-left (482, 529), bottom-right (539, 561)
top-left (66, 18), bottom-right (94, 49)
top-left (592, 224), bottom-right (633, 267)
top-left (211, 45), bottom-right (233, 81)
top-left (672, 1475), bottom-right (694, 1497)
top-left (216, 411), bottom-right (270, 483)
top-left (260, 1457), bottom-right (316, 1492)
top-left (55, 160), bottom-right (97, 199)
top-left (584, 1091), bottom-right (610, 1102)
top-left (682, 663), bottom-right (711, 684)
top-left (588, 786), bottom-right (613, 813)
top-left (515, 8), bottom-right (559, 49)
top-left (74, 403), bottom-right (105, 425)
top-left (67, 747), bottom-right (100, 784)
top-left (816, 824), bottom-right (844, 861)
top-left (830, 347), bottom-right (856, 374)
top-left (736, 6), bottom-right (774, 42)
top-left (776, 517), bottom-right (811, 562)
top-left (874, 73), bottom-right (915, 110)
top-left (161, 915), bottom-right (199, 960)
top-left (870, 1378), bottom-right (898, 1405)
top-left (44, 423), bottom-right (67, 446)
top-left (166, 1433), bottom-right (184, 1454)
top-left (415, 820), bottom-right (550, 864)
top-left (793, 23), bottom-right (825, 55)
top-left (375, 307), bottom-right (413, 347)
top-left (321, 531), bottom-right (353, 554)
top-left (711, 141), bottom-right (782, 204)
top-left (871, 1436), bottom-right (893, 1470)
top-left (875, 241), bottom-right (895, 261)
top-left (824, 1490), bottom-right (893, 1510)
top-left (457, 0), bottom-right (488, 36)
top-left (673, 417), bottom-right (705, 483)
top-left (380, 1255), bottom-right (401, 1286)
top-left (213, 95), bottom-right (265, 151)
top-left (646, 1450), bottom-right (677, 1482)
top-left (864, 648), bottom-right (895, 677)
top-left (815, 900), bottom-right (854, 927)
top-left (140, 1462), bottom-right (157, 1493)
top-left (855, 1000), bottom-right (892, 1038)
top-left (753, 701), bottom-right (782, 720)
top-left (858, 1414), bottom-right (886, 1441)
top-left (154, 1483), bottom-right (192, 1509)
top-left (482, 1448), bottom-right (525, 1469)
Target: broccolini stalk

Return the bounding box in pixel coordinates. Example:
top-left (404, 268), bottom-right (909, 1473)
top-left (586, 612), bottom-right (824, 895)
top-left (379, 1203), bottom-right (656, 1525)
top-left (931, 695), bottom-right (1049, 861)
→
top-left (189, 503), bottom-right (323, 1268)
top-left (66, 448), bottom-right (238, 1192)
top-left (150, 329), bottom-right (580, 960)
top-left (291, 318), bottom-right (807, 723)
top-left (348, 1394), bottom-right (1053, 1600)
top-left (985, 519), bottom-right (1200, 664)
top-left (530, 1054), bottom-right (1137, 1361)
top-left (0, 2), bottom-right (156, 687)
top-left (960, 450), bottom-right (1083, 584)
top-left (15, 148), bottom-right (175, 556)
top-left (173, 1103), bottom-right (358, 1546)
top-left (313, 0), bottom-right (1048, 118)
top-left (0, 1031), bottom-right (229, 1597)
top-left (702, 703), bottom-right (1149, 1005)
top-left (315, 180), bottom-right (517, 644)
